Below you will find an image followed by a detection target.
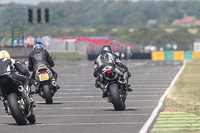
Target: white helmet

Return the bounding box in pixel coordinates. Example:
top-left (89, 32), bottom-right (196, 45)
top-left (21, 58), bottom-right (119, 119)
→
top-left (0, 50), bottom-right (11, 59)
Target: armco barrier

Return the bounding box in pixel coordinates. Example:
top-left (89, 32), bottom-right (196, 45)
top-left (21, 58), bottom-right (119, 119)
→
top-left (0, 46), bottom-right (33, 62)
top-left (0, 47), bottom-right (199, 61)
top-left (87, 54), bottom-right (98, 60)
top-left (193, 52), bottom-right (200, 59)
top-left (174, 51), bottom-right (184, 60)
top-left (88, 53), bottom-right (152, 60)
top-left (0, 46), bottom-right (87, 62)
top-left (152, 51), bottom-right (196, 60)
top-left (131, 53), bottom-right (151, 59)
top-left (88, 51), bottom-right (198, 61)
top-left (152, 51), bottom-right (164, 61)
top-left (184, 51), bottom-right (192, 59)
top-left (164, 51), bottom-right (174, 60)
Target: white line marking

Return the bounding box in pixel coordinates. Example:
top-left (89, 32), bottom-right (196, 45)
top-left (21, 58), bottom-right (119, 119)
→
top-left (0, 122), bottom-right (145, 126)
top-left (53, 92), bottom-right (162, 95)
top-left (0, 106), bottom-right (154, 111)
top-left (33, 95), bottom-right (160, 99)
top-left (59, 85), bottom-right (168, 87)
top-left (2, 114), bottom-right (149, 118)
top-left (39, 122), bottom-right (145, 126)
top-left (139, 60), bottom-right (186, 133)
top-left (34, 100), bottom-right (158, 103)
top-left (59, 79), bottom-right (172, 82)
top-left (32, 106), bottom-right (154, 110)
top-left (57, 88), bottom-right (166, 91)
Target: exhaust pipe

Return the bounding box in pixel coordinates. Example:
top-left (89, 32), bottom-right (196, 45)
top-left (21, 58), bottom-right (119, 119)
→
top-left (18, 85), bottom-right (31, 106)
top-left (52, 81), bottom-right (57, 87)
top-left (115, 67), bottom-right (123, 76)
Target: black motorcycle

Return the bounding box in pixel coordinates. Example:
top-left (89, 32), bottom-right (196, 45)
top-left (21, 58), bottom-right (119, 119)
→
top-left (97, 63), bottom-right (128, 111)
top-left (34, 64), bottom-right (57, 104)
top-left (0, 74), bottom-right (36, 125)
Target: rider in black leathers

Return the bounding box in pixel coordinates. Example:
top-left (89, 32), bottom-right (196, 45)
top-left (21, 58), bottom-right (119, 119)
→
top-left (93, 45), bottom-right (132, 98)
top-left (0, 50), bottom-right (34, 113)
top-left (28, 42), bottom-right (60, 93)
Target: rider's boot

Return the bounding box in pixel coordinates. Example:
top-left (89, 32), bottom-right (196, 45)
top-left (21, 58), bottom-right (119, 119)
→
top-left (122, 72), bottom-right (132, 92)
top-left (29, 95), bottom-right (36, 109)
top-left (0, 98), bottom-right (10, 114)
top-left (95, 80), bottom-right (107, 98)
top-left (3, 101), bottom-right (10, 114)
top-left (0, 94), bottom-right (10, 114)
top-left (126, 84), bottom-right (132, 92)
top-left (34, 81), bottom-right (40, 94)
top-left (102, 86), bottom-right (107, 98)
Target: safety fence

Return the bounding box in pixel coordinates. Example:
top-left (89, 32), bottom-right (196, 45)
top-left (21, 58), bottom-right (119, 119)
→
top-left (151, 51), bottom-right (200, 60)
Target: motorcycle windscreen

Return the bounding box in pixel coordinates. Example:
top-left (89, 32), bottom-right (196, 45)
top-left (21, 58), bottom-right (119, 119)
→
top-left (39, 73), bottom-right (49, 81)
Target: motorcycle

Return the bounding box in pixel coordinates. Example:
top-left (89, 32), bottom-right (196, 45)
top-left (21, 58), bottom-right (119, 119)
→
top-left (0, 74), bottom-right (36, 125)
top-left (34, 64), bottom-right (57, 104)
top-left (97, 63), bottom-right (128, 111)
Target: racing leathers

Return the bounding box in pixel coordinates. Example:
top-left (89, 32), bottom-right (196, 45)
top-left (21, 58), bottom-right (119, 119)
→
top-left (93, 53), bottom-right (131, 97)
top-left (28, 48), bottom-right (59, 92)
top-left (0, 58), bottom-right (34, 113)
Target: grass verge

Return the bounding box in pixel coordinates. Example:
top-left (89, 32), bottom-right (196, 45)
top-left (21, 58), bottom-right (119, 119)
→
top-left (49, 51), bottom-right (87, 61)
top-left (165, 59), bottom-right (200, 116)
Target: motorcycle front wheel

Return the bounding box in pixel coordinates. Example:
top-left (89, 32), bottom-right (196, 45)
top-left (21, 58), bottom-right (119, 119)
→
top-left (7, 93), bottom-right (27, 125)
top-left (109, 83), bottom-right (125, 111)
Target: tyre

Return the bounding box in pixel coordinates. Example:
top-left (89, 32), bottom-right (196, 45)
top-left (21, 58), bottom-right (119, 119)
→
top-left (43, 83), bottom-right (53, 104)
top-left (7, 93), bottom-right (27, 125)
top-left (109, 84), bottom-right (125, 111)
top-left (27, 110), bottom-right (36, 124)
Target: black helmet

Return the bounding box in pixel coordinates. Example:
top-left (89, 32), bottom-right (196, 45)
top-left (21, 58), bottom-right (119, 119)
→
top-left (33, 42), bottom-right (43, 49)
top-left (101, 45), bottom-right (112, 56)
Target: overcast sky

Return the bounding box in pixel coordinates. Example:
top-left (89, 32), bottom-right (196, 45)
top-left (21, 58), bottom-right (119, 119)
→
top-left (0, 0), bottom-right (143, 5)
top-left (0, 0), bottom-right (176, 5)
top-left (0, 0), bottom-right (70, 5)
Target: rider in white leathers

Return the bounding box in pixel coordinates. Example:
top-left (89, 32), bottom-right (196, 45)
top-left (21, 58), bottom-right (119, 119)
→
top-left (93, 45), bottom-right (132, 98)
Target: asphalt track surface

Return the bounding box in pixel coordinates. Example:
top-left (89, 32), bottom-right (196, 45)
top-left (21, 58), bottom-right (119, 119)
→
top-left (0, 60), bottom-right (183, 133)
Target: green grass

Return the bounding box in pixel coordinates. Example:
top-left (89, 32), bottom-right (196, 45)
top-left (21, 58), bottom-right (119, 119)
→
top-left (49, 51), bottom-right (87, 61)
top-left (165, 59), bottom-right (200, 115)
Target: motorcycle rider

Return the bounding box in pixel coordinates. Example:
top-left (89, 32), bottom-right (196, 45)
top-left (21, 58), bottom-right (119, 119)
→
top-left (0, 50), bottom-right (34, 113)
top-left (28, 41), bottom-right (60, 94)
top-left (93, 45), bottom-right (132, 98)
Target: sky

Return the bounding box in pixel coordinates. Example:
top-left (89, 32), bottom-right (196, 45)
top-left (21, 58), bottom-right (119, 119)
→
top-left (0, 0), bottom-right (177, 5)
top-left (0, 0), bottom-right (69, 5)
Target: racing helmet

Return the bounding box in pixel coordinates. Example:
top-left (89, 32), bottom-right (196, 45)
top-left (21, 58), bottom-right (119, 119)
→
top-left (33, 42), bottom-right (43, 49)
top-left (0, 50), bottom-right (11, 59)
top-left (100, 45), bottom-right (112, 56)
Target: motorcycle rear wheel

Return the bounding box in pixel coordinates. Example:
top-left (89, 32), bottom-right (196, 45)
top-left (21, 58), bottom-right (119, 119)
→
top-left (109, 84), bottom-right (125, 111)
top-left (8, 93), bottom-right (27, 125)
top-left (43, 84), bottom-right (53, 104)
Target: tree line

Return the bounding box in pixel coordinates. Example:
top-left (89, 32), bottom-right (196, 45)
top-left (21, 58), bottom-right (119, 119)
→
top-left (0, 0), bottom-right (199, 50)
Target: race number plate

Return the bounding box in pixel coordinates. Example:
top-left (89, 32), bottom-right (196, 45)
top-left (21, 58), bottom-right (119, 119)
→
top-left (39, 73), bottom-right (49, 81)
